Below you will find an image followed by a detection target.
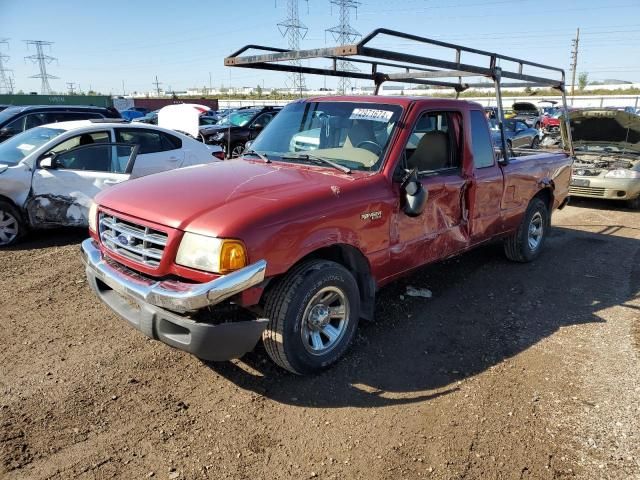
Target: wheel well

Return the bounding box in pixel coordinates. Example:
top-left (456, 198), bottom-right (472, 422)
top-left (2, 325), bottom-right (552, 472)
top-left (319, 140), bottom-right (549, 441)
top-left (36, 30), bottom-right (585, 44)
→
top-left (534, 187), bottom-right (553, 211)
top-left (0, 194), bottom-right (18, 208)
top-left (281, 244), bottom-right (376, 321)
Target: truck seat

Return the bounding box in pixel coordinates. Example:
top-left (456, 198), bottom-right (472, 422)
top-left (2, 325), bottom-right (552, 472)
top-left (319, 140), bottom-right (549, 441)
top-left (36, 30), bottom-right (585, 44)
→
top-left (407, 131), bottom-right (449, 171)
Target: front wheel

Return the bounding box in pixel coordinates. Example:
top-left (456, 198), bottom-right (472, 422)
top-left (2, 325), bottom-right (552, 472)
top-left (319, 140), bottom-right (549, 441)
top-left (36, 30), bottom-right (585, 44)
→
top-left (262, 259), bottom-right (360, 374)
top-left (0, 200), bottom-right (25, 247)
top-left (503, 197), bottom-right (549, 262)
top-left (229, 142), bottom-right (245, 159)
top-left (531, 136), bottom-right (540, 149)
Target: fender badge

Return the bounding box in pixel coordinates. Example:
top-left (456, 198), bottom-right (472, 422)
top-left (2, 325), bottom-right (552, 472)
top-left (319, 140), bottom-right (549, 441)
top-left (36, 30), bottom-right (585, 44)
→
top-left (361, 211), bottom-right (382, 221)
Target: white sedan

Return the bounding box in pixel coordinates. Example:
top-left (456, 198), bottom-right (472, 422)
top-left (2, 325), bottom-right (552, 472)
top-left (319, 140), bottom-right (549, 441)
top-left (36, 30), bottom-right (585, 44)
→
top-left (0, 120), bottom-right (223, 246)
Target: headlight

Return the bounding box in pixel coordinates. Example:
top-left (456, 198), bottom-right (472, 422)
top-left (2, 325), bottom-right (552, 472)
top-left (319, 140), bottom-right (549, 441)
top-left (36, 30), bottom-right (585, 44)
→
top-left (88, 201), bottom-right (98, 233)
top-left (604, 169), bottom-right (640, 179)
top-left (212, 132), bottom-right (224, 141)
top-left (176, 232), bottom-right (247, 274)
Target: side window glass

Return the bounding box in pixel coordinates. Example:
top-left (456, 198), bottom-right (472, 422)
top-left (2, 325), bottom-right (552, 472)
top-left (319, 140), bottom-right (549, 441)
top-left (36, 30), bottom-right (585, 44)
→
top-left (470, 110), bottom-right (495, 169)
top-left (50, 131), bottom-right (110, 154)
top-left (47, 112), bottom-right (101, 123)
top-left (4, 116), bottom-right (26, 133)
top-left (55, 144), bottom-right (113, 172)
top-left (25, 113), bottom-right (48, 129)
top-left (160, 132), bottom-right (181, 151)
top-left (115, 129), bottom-right (163, 154)
top-left (406, 111), bottom-right (460, 173)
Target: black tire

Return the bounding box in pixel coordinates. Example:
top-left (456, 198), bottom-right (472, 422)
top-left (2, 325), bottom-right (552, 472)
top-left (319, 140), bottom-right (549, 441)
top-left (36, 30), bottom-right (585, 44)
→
top-left (229, 142), bottom-right (245, 159)
top-left (262, 259), bottom-right (360, 375)
top-left (628, 196), bottom-right (640, 210)
top-left (0, 200), bottom-right (25, 247)
top-left (503, 197), bottom-right (549, 263)
top-left (531, 136), bottom-right (540, 149)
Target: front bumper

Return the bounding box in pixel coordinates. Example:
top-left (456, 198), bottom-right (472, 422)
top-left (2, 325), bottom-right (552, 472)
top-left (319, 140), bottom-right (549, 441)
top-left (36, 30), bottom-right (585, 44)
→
top-left (81, 239), bottom-right (269, 361)
top-left (569, 176), bottom-right (640, 201)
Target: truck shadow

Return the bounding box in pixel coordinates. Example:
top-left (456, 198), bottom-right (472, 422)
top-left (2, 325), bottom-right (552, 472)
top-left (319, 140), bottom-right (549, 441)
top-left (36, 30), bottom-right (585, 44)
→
top-left (568, 196), bottom-right (636, 212)
top-left (5, 227), bottom-right (88, 251)
top-left (207, 225), bottom-right (640, 408)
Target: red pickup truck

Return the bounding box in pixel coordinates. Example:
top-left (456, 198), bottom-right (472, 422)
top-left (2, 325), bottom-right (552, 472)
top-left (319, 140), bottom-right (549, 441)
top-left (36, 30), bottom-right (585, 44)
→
top-left (81, 96), bottom-right (572, 374)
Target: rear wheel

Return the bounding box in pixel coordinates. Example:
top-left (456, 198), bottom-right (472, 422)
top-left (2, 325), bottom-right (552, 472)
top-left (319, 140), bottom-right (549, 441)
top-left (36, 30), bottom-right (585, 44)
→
top-left (0, 200), bottom-right (25, 247)
top-left (504, 197), bottom-right (549, 262)
top-left (262, 259), bottom-right (360, 374)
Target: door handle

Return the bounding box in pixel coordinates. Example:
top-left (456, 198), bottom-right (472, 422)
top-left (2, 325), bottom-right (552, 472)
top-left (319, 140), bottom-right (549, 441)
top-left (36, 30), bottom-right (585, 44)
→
top-left (168, 156), bottom-right (179, 161)
top-left (103, 179), bottom-right (121, 185)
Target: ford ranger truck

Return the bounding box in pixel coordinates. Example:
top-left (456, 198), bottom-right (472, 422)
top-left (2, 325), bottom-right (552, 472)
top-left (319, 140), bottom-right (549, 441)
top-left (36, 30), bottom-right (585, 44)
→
top-left (81, 97), bottom-right (572, 374)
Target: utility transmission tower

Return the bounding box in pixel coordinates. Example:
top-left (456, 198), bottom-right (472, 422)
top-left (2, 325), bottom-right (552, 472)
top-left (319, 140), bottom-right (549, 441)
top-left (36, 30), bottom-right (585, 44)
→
top-left (66, 82), bottom-right (76, 94)
top-left (24, 40), bottom-right (58, 94)
top-left (277, 0), bottom-right (308, 95)
top-left (326, 0), bottom-right (361, 94)
top-left (570, 28), bottom-right (580, 96)
top-left (0, 39), bottom-right (14, 94)
top-left (153, 75), bottom-right (162, 97)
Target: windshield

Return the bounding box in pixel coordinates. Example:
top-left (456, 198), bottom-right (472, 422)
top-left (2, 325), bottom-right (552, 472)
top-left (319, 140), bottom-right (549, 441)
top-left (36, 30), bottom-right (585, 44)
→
top-left (250, 101), bottom-right (403, 171)
top-left (0, 126), bottom-right (64, 165)
top-left (216, 110), bottom-right (257, 127)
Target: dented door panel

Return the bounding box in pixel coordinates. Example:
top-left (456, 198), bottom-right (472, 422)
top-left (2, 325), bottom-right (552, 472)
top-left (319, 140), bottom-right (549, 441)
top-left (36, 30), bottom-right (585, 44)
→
top-left (27, 169), bottom-right (129, 227)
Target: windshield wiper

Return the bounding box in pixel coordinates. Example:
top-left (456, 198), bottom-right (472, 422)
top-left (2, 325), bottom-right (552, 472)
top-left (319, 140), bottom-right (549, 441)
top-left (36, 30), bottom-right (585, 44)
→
top-left (280, 153), bottom-right (351, 174)
top-left (243, 150), bottom-right (270, 163)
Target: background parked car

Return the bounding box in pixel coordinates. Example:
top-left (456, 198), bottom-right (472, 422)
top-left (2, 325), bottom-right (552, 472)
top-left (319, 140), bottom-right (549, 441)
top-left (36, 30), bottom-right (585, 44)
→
top-left (132, 110), bottom-right (159, 125)
top-left (120, 107), bottom-right (150, 121)
top-left (489, 118), bottom-right (540, 152)
top-left (0, 120), bottom-right (222, 245)
top-left (0, 105), bottom-right (121, 143)
top-left (200, 106), bottom-right (282, 157)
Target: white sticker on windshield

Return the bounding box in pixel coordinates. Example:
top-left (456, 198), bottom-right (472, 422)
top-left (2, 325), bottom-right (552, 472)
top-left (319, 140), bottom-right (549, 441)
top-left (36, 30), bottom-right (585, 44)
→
top-left (349, 108), bottom-right (394, 123)
top-left (17, 143), bottom-right (36, 151)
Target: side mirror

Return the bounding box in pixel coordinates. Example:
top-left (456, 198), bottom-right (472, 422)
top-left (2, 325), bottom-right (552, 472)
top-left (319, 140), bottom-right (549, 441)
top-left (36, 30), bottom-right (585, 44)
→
top-left (400, 169), bottom-right (428, 217)
top-left (39, 156), bottom-right (55, 169)
top-left (0, 127), bottom-right (17, 138)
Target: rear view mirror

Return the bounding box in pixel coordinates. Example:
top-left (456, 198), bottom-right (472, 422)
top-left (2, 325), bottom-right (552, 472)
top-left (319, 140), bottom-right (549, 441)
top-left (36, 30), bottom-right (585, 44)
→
top-left (401, 168), bottom-right (428, 217)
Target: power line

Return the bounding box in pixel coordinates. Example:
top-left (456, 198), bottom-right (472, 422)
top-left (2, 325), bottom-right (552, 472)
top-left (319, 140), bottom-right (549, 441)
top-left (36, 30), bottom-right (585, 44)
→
top-left (66, 82), bottom-right (76, 94)
top-left (277, 0), bottom-right (308, 95)
top-left (24, 40), bottom-right (58, 94)
top-left (570, 28), bottom-right (580, 95)
top-left (0, 38), bottom-right (14, 94)
top-left (326, 0), bottom-right (361, 94)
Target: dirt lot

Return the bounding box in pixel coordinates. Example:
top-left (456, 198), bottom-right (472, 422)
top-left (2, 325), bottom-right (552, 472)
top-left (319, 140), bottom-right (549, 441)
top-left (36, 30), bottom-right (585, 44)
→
top-left (1, 198), bottom-right (639, 480)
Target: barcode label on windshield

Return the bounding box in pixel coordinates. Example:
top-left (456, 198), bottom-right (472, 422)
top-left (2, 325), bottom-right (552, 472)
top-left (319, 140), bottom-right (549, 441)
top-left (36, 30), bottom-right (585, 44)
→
top-left (350, 108), bottom-right (394, 123)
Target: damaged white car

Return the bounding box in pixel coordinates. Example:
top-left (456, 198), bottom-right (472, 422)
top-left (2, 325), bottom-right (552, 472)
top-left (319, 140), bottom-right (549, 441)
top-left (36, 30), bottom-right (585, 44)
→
top-left (567, 109), bottom-right (640, 209)
top-left (0, 120), bottom-right (223, 246)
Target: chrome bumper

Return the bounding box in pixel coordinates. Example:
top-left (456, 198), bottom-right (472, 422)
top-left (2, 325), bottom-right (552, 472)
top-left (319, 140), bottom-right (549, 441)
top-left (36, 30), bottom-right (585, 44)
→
top-left (80, 238), bottom-right (267, 313)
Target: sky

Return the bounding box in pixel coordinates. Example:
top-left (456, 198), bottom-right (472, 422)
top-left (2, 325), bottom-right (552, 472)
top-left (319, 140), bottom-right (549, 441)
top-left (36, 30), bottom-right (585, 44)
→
top-left (1, 0), bottom-right (640, 95)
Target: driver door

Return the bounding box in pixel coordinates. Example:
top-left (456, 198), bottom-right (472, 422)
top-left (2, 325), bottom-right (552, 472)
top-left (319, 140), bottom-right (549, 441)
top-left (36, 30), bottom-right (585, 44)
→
top-left (27, 143), bottom-right (137, 227)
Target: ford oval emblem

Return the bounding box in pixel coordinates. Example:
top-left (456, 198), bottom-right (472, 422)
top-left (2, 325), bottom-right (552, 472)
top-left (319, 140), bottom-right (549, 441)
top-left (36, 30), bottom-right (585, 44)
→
top-left (117, 234), bottom-right (131, 246)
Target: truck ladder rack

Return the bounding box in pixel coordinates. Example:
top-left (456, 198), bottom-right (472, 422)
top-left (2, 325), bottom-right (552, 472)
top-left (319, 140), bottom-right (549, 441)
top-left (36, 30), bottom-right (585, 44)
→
top-left (224, 28), bottom-right (574, 158)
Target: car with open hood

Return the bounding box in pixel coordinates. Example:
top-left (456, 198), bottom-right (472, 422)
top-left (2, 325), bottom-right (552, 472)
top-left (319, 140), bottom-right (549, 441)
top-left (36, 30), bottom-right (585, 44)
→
top-left (566, 109), bottom-right (640, 208)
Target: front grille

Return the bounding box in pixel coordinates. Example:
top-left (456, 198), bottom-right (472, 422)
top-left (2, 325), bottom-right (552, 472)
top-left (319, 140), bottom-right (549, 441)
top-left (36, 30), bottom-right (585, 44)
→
top-left (99, 213), bottom-right (168, 268)
top-left (569, 186), bottom-right (605, 197)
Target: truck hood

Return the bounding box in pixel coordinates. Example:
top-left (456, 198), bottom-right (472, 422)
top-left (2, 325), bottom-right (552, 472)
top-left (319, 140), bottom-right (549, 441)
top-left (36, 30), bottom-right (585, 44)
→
top-left (95, 159), bottom-right (357, 235)
top-left (565, 109), bottom-right (640, 152)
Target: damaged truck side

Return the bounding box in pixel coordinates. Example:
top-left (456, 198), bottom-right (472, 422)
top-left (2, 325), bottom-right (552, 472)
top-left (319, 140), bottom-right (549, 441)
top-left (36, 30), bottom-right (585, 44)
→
top-left (81, 30), bottom-right (574, 374)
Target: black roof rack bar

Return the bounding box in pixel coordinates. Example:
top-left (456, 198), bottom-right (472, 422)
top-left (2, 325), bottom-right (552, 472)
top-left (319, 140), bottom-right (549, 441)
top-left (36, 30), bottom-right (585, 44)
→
top-left (225, 28), bottom-right (565, 88)
top-left (224, 28), bottom-right (573, 159)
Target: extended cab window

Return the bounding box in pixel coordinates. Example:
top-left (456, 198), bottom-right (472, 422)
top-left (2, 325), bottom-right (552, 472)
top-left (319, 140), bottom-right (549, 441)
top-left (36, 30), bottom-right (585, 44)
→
top-left (115, 128), bottom-right (181, 153)
top-left (470, 110), bottom-right (495, 168)
top-left (405, 111), bottom-right (462, 173)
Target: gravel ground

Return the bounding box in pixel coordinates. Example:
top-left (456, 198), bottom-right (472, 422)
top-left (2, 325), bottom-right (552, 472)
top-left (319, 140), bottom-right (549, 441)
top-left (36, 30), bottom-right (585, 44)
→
top-left (1, 198), bottom-right (638, 480)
